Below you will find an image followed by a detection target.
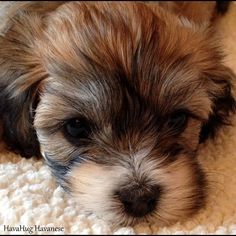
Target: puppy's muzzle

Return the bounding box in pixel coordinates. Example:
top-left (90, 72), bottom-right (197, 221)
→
top-left (115, 184), bottom-right (162, 217)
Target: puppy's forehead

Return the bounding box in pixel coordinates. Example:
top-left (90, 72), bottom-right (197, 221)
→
top-left (39, 2), bottom-right (213, 119)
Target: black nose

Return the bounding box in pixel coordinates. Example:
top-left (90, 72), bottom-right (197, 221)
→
top-left (117, 185), bottom-right (161, 218)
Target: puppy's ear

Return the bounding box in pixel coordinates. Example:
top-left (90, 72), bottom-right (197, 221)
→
top-left (200, 66), bottom-right (236, 143)
top-left (0, 83), bottom-right (42, 158)
top-left (0, 2), bottom-right (64, 158)
top-left (0, 9), bottom-right (47, 158)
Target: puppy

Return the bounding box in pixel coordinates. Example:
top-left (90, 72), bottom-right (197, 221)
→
top-left (0, 1), bottom-right (235, 226)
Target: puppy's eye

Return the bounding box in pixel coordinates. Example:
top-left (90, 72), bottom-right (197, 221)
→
top-left (65, 118), bottom-right (91, 139)
top-left (167, 110), bottom-right (188, 133)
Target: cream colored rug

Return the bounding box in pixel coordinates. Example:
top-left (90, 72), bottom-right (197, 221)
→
top-left (0, 3), bottom-right (236, 235)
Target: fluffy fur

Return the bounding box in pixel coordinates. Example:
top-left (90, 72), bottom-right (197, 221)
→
top-left (0, 1), bottom-right (235, 226)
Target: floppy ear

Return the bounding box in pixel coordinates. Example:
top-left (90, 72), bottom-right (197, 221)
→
top-left (0, 2), bottom-right (65, 158)
top-left (199, 66), bottom-right (236, 143)
top-left (0, 8), bottom-right (47, 158)
top-left (0, 83), bottom-right (42, 158)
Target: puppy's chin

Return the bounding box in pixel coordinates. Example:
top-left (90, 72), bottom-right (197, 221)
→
top-left (68, 153), bottom-right (206, 227)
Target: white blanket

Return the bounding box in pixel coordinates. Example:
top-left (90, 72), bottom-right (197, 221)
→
top-left (1, 3), bottom-right (236, 235)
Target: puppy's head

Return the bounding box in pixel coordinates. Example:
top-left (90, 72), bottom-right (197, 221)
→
top-left (1, 2), bottom-right (235, 226)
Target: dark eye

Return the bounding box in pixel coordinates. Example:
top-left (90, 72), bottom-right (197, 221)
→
top-left (167, 110), bottom-right (188, 133)
top-left (64, 118), bottom-right (92, 139)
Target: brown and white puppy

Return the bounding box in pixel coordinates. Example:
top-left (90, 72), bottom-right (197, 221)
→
top-left (0, 1), bottom-right (235, 226)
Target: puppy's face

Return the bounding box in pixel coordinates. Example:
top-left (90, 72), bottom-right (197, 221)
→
top-left (33, 2), bottom-right (217, 226)
top-left (1, 2), bottom-right (235, 226)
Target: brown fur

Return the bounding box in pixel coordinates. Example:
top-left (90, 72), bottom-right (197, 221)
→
top-left (0, 1), bottom-right (235, 226)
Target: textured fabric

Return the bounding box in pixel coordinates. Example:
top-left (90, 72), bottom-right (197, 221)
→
top-left (0, 3), bottom-right (236, 235)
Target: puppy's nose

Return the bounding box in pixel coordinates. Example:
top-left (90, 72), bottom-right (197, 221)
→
top-left (117, 185), bottom-right (161, 217)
